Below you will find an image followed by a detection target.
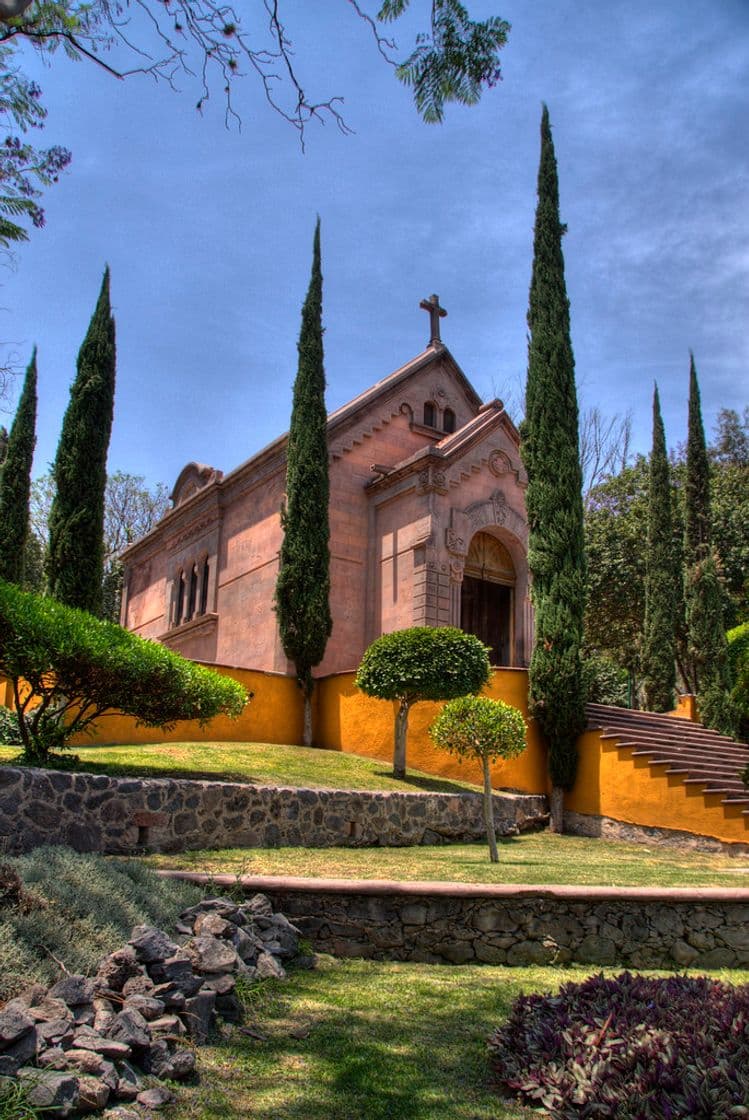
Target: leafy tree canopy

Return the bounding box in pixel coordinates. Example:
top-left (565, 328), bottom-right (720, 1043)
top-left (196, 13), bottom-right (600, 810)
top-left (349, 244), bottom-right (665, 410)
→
top-left (0, 579), bottom-right (248, 764)
top-left (356, 625), bottom-right (490, 705)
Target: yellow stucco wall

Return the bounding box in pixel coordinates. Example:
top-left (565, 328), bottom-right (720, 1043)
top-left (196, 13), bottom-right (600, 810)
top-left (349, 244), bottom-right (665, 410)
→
top-left (567, 729), bottom-right (749, 845)
top-left (65, 666), bottom-right (304, 747)
top-left (316, 668), bottom-right (550, 794)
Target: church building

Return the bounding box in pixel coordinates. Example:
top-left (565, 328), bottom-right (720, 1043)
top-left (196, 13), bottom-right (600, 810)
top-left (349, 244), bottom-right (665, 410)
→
top-left (120, 296), bottom-right (532, 676)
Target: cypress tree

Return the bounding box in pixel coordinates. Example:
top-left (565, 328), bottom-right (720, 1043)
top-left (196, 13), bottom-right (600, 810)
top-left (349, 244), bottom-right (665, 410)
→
top-left (641, 384), bottom-right (678, 711)
top-left (47, 267), bottom-right (116, 616)
top-left (274, 219), bottom-right (332, 746)
top-left (0, 348), bottom-right (37, 584)
top-left (520, 105), bottom-right (587, 832)
top-left (683, 355), bottom-right (737, 735)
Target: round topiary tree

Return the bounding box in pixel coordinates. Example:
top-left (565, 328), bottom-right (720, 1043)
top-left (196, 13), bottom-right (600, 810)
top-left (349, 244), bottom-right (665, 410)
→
top-left (354, 626), bottom-right (491, 780)
top-left (430, 696), bottom-right (526, 862)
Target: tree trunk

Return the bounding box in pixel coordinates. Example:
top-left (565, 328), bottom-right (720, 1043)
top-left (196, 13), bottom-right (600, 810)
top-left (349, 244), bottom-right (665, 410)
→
top-left (393, 700), bottom-right (409, 779)
top-left (303, 692), bottom-right (313, 747)
top-left (549, 785), bottom-right (565, 833)
top-left (482, 754), bottom-right (499, 863)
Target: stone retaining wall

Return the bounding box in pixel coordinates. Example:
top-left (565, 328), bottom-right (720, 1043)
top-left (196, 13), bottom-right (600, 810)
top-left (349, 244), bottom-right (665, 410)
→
top-left (166, 873), bottom-right (749, 971)
top-left (0, 764), bottom-right (548, 855)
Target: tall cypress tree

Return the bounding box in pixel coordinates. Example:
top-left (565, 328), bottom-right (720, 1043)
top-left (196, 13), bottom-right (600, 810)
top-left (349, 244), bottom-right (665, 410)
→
top-left (0, 348), bottom-right (37, 584)
top-left (683, 355), bottom-right (737, 735)
top-left (47, 267), bottom-right (116, 616)
top-left (274, 219), bottom-right (332, 746)
top-left (641, 384), bottom-right (678, 711)
top-left (521, 105), bottom-right (586, 832)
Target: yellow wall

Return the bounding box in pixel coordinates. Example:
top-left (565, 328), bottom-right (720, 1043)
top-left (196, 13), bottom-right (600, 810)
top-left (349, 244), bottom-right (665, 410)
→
top-left (567, 729), bottom-right (749, 845)
top-left (2, 664), bottom-right (746, 845)
top-left (316, 668), bottom-right (550, 795)
top-left (66, 666), bottom-right (304, 747)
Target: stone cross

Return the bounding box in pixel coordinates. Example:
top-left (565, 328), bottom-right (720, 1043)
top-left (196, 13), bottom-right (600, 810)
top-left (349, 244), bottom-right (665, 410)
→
top-left (419, 293), bottom-right (447, 346)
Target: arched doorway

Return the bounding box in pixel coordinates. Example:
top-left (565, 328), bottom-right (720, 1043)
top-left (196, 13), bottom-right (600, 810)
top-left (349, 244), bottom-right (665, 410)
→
top-left (460, 531), bottom-right (515, 665)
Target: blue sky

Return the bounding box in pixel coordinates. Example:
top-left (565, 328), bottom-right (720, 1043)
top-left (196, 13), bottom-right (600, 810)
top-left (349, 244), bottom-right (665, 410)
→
top-left (2, 0), bottom-right (747, 492)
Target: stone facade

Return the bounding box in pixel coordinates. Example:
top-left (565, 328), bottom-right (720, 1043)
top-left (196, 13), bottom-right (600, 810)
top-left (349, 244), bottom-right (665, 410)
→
top-left (120, 334), bottom-right (531, 676)
top-left (0, 765), bottom-right (548, 855)
top-left (197, 876), bottom-right (749, 971)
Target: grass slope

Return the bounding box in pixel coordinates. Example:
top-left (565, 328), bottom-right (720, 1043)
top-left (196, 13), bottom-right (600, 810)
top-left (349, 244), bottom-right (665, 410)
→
top-left (0, 741), bottom-right (480, 795)
top-left (145, 831), bottom-right (749, 889)
top-left (172, 957), bottom-right (749, 1120)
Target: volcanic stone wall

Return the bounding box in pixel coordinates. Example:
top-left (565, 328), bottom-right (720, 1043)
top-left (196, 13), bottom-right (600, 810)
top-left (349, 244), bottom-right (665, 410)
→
top-left (225, 877), bottom-right (749, 971)
top-left (0, 764), bottom-right (548, 855)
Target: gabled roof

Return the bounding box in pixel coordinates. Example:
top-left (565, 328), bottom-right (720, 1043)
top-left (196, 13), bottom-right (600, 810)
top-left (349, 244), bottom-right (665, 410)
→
top-left (365, 399), bottom-right (524, 493)
top-left (122, 343), bottom-right (487, 559)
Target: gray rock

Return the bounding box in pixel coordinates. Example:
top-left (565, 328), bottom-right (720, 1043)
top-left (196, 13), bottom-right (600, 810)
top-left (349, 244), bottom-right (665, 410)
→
top-left (228, 924), bottom-right (261, 963)
top-left (149, 1014), bottom-right (184, 1037)
top-left (140, 1039), bottom-right (171, 1077)
top-left (670, 939), bottom-right (699, 967)
top-left (121, 973), bottom-right (154, 998)
top-left (37, 1019), bottom-right (75, 1048)
top-left (200, 973), bottom-right (235, 995)
top-left (128, 926), bottom-right (179, 965)
top-left (105, 1009), bottom-right (150, 1051)
top-left (215, 992), bottom-right (243, 1022)
top-left (29, 998), bottom-right (74, 1025)
top-left (182, 990), bottom-right (216, 1042)
top-left (151, 951), bottom-right (202, 995)
top-left (193, 912), bottom-right (233, 938)
top-left (62, 1048), bottom-right (107, 1076)
top-left (186, 935), bottom-right (240, 975)
top-left (48, 975), bottom-right (95, 1007)
top-left (166, 1047), bottom-right (196, 1080)
top-left (113, 1060), bottom-right (140, 1101)
top-left (17, 1068), bottom-right (80, 1117)
top-left (73, 1026), bottom-right (133, 1060)
top-left (122, 994), bottom-right (165, 1022)
top-left (0, 1006), bottom-right (34, 1048)
top-left (150, 983), bottom-right (186, 1011)
top-left (245, 894), bottom-right (274, 919)
top-left (2, 1026), bottom-right (38, 1065)
top-left (102, 1108), bottom-right (140, 1120)
top-left (95, 947), bottom-right (141, 993)
top-left (255, 952), bottom-right (286, 980)
top-left (0, 1054), bottom-right (21, 1076)
top-left (137, 1085), bottom-right (175, 1110)
top-left (77, 1074), bottom-right (111, 1113)
top-left (14, 984), bottom-right (48, 1008)
top-left (37, 1047), bottom-right (69, 1070)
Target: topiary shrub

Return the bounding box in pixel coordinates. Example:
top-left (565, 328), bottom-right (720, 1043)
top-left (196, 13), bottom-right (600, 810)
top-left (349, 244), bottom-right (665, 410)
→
top-left (489, 971), bottom-right (749, 1118)
top-left (0, 579), bottom-right (249, 766)
top-left (355, 626), bottom-right (491, 779)
top-left (430, 695), bottom-right (526, 862)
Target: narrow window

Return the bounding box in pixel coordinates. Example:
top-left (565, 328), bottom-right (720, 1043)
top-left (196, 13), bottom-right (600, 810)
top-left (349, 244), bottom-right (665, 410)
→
top-left (443, 408), bottom-right (456, 433)
top-left (424, 401), bottom-right (436, 427)
top-left (199, 558), bottom-right (210, 616)
top-left (187, 563), bottom-right (198, 621)
top-left (175, 570), bottom-right (185, 627)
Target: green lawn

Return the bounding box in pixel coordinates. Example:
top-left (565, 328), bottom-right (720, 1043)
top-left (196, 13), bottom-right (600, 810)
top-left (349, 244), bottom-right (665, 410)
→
top-left (144, 831), bottom-right (749, 889)
top-left (0, 741), bottom-right (481, 795)
top-left (171, 957), bottom-right (749, 1120)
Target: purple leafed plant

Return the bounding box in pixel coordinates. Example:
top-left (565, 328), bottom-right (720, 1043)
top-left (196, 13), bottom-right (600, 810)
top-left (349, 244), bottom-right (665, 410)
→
top-left (488, 971), bottom-right (749, 1119)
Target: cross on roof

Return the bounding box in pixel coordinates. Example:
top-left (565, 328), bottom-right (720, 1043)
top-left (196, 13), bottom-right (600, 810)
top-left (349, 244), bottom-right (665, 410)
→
top-left (419, 293), bottom-right (447, 347)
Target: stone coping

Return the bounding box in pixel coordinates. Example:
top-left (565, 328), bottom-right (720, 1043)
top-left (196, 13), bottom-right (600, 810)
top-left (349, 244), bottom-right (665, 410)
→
top-left (158, 870), bottom-right (749, 905)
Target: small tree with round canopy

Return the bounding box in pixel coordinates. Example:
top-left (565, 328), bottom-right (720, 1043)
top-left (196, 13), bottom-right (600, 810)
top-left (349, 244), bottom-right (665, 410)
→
top-left (354, 626), bottom-right (491, 780)
top-left (430, 695), bottom-right (526, 862)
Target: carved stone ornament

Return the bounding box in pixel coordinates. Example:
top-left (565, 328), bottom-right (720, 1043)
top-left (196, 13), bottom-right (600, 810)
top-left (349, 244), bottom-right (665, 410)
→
top-left (489, 450), bottom-right (513, 478)
top-left (418, 465), bottom-right (448, 494)
top-left (170, 462), bottom-right (223, 508)
top-left (445, 528), bottom-right (467, 556)
top-left (450, 559), bottom-right (465, 582)
top-left (166, 515), bottom-right (217, 552)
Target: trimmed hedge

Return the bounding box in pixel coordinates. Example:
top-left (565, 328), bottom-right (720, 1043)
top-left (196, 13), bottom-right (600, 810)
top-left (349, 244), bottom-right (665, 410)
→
top-left (355, 626), bottom-right (491, 704)
top-left (0, 580), bottom-right (249, 762)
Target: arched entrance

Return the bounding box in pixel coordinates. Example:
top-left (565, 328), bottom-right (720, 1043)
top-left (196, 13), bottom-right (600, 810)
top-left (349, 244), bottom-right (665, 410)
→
top-left (460, 531), bottom-right (515, 666)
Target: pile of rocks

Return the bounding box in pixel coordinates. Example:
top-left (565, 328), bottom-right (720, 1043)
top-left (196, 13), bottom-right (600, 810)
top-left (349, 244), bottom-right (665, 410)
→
top-left (0, 894), bottom-right (300, 1117)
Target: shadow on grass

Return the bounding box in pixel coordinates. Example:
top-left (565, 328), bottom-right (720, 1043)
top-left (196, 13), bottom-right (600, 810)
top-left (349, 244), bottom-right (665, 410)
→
top-left (64, 760), bottom-right (261, 785)
top-left (371, 770), bottom-right (481, 795)
top-left (177, 962), bottom-right (534, 1120)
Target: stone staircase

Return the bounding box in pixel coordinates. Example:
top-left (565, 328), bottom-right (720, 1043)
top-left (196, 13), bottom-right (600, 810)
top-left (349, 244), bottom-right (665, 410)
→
top-left (586, 703), bottom-right (749, 818)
